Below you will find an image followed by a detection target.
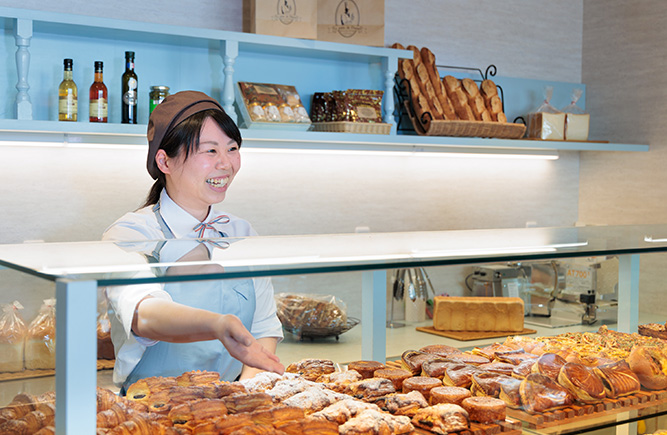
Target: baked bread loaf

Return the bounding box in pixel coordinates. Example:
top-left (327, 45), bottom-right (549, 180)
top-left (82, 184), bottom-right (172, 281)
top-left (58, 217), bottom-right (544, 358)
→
top-left (347, 360), bottom-right (385, 379)
top-left (433, 297), bottom-right (525, 332)
top-left (461, 396), bottom-right (506, 424)
top-left (0, 302), bottom-right (26, 373)
top-left (627, 345), bottom-right (667, 390)
top-left (24, 300), bottom-right (56, 370)
top-left (429, 386), bottom-right (471, 406)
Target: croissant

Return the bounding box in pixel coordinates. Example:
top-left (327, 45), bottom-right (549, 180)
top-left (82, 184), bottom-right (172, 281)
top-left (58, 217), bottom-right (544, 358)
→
top-left (106, 416), bottom-right (174, 435)
top-left (97, 402), bottom-right (139, 429)
top-left (97, 387), bottom-right (124, 412)
top-left (274, 416), bottom-right (339, 435)
top-left (34, 426), bottom-right (55, 435)
top-left (126, 377), bottom-right (178, 403)
top-left (176, 370), bottom-right (221, 387)
top-left (249, 404), bottom-right (304, 427)
top-left (191, 413), bottom-right (254, 434)
top-left (0, 408), bottom-right (55, 435)
top-left (221, 392), bottom-right (272, 415)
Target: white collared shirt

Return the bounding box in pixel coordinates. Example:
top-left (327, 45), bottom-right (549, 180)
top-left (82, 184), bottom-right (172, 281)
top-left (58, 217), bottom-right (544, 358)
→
top-left (102, 189), bottom-right (283, 386)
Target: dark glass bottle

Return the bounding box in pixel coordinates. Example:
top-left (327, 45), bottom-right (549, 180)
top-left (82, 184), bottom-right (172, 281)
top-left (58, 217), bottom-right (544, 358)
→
top-left (89, 61), bottom-right (108, 123)
top-left (121, 51), bottom-right (138, 124)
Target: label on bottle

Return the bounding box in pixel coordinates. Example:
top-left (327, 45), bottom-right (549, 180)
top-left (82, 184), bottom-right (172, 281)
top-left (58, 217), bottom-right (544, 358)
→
top-left (59, 95), bottom-right (77, 118)
top-left (123, 90), bottom-right (137, 106)
top-left (90, 98), bottom-right (108, 119)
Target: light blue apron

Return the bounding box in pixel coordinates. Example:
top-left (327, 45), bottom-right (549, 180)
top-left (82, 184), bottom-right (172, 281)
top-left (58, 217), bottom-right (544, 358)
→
top-left (121, 203), bottom-right (256, 392)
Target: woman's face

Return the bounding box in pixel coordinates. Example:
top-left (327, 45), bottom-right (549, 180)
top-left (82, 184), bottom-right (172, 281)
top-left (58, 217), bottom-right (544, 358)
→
top-left (158, 117), bottom-right (241, 221)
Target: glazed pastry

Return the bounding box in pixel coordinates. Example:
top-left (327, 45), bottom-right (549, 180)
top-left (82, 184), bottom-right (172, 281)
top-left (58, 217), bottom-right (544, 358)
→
top-left (347, 360), bottom-right (385, 379)
top-left (532, 353), bottom-right (567, 380)
top-left (421, 358), bottom-right (459, 379)
top-left (494, 349), bottom-right (539, 365)
top-left (442, 364), bottom-right (481, 388)
top-left (221, 392), bottom-right (273, 414)
top-left (176, 370), bottom-right (221, 386)
top-left (470, 372), bottom-right (513, 398)
top-left (248, 403), bottom-right (304, 427)
top-left (419, 344), bottom-right (463, 358)
top-left (626, 345), bottom-right (667, 390)
top-left (558, 362), bottom-right (606, 403)
top-left (167, 398), bottom-right (228, 427)
top-left (429, 386), bottom-right (472, 406)
top-left (512, 359), bottom-right (536, 379)
top-left (498, 376), bottom-right (523, 408)
top-left (594, 360), bottom-right (641, 398)
top-left (461, 396), bottom-right (506, 424)
top-left (190, 413), bottom-right (254, 434)
top-left (478, 362), bottom-right (517, 376)
top-left (373, 368), bottom-right (412, 391)
top-left (401, 350), bottom-right (438, 375)
top-left (412, 403), bottom-right (469, 435)
top-left (471, 343), bottom-right (515, 360)
top-left (446, 352), bottom-right (491, 366)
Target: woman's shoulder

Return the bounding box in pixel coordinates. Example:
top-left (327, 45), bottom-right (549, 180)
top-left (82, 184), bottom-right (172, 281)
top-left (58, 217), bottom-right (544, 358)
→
top-left (217, 211), bottom-right (258, 237)
top-left (102, 206), bottom-right (162, 241)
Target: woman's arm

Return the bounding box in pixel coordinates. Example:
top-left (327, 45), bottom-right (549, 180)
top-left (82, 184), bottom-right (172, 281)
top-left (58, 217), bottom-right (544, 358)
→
top-left (239, 337), bottom-right (280, 380)
top-left (133, 297), bottom-right (284, 375)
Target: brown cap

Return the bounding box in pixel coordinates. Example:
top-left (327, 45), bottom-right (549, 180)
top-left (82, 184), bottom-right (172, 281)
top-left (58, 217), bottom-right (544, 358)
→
top-left (146, 90), bottom-right (225, 179)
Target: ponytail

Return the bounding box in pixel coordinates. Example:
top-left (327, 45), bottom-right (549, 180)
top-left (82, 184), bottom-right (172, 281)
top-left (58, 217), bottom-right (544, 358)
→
top-left (142, 179), bottom-right (164, 208)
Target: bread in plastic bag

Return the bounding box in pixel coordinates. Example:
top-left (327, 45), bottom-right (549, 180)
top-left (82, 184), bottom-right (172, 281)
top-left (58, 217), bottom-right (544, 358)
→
top-left (275, 293), bottom-right (349, 337)
top-left (0, 301), bottom-right (27, 372)
top-left (561, 88), bottom-right (590, 141)
top-left (97, 298), bottom-right (115, 360)
top-left (25, 298), bottom-right (56, 370)
top-left (527, 86), bottom-right (565, 140)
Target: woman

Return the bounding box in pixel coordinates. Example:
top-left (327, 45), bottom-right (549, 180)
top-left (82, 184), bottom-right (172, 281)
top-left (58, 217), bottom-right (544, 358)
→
top-left (103, 91), bottom-right (284, 392)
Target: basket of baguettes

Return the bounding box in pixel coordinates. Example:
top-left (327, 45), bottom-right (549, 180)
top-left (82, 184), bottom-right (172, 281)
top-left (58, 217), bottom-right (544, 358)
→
top-left (392, 43), bottom-right (526, 139)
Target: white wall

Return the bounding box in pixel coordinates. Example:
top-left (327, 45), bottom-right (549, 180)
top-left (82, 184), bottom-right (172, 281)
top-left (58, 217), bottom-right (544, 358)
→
top-left (580, 0), bottom-right (667, 316)
top-left (0, 1), bottom-right (588, 320)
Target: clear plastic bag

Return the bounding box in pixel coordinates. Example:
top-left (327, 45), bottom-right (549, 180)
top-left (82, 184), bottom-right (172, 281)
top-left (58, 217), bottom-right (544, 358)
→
top-left (527, 86), bottom-right (566, 140)
top-left (275, 292), bottom-right (353, 338)
top-left (25, 298), bottom-right (56, 370)
top-left (561, 88), bottom-right (590, 141)
top-left (97, 298), bottom-right (115, 360)
top-left (0, 301), bottom-right (27, 372)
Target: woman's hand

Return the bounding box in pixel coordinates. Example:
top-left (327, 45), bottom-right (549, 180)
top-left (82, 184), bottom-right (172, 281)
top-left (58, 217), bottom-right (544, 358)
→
top-left (215, 314), bottom-right (284, 375)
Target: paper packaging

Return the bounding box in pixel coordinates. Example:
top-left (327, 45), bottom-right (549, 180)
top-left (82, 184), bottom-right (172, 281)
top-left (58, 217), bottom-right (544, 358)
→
top-left (244, 0), bottom-right (317, 39)
top-left (317, 0), bottom-right (385, 47)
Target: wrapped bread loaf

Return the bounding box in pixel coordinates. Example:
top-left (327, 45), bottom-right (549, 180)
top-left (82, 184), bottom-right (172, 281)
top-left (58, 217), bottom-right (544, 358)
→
top-left (275, 293), bottom-right (348, 336)
top-left (24, 299), bottom-right (56, 370)
top-left (0, 301), bottom-right (27, 372)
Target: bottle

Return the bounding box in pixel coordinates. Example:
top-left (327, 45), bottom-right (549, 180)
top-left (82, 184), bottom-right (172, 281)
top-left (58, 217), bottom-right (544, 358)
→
top-left (121, 51), bottom-right (138, 124)
top-left (89, 61), bottom-right (108, 123)
top-left (58, 58), bottom-right (77, 122)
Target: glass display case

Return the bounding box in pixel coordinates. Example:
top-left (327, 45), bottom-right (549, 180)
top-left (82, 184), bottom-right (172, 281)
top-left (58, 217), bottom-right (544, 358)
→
top-left (1, 224), bottom-right (667, 434)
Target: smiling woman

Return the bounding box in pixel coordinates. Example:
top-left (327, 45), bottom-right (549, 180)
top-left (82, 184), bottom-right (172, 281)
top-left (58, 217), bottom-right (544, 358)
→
top-left (101, 91), bottom-right (284, 394)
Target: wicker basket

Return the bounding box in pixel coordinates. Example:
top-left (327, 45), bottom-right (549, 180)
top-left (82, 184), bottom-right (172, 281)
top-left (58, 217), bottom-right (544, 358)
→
top-left (405, 102), bottom-right (526, 138)
top-left (311, 121), bottom-right (391, 135)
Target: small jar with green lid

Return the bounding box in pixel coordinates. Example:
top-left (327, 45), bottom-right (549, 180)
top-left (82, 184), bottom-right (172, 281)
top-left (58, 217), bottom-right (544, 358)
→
top-left (149, 86), bottom-right (170, 114)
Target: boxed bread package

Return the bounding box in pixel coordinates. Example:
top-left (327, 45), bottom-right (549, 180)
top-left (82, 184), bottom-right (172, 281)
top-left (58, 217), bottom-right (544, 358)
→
top-left (561, 88), bottom-right (590, 141)
top-left (527, 86), bottom-right (565, 141)
top-left (243, 0), bottom-right (317, 39)
top-left (317, 0), bottom-right (384, 46)
top-left (236, 81), bottom-right (311, 129)
top-left (433, 296), bottom-right (524, 332)
top-left (24, 298), bottom-right (56, 370)
top-left (0, 301), bottom-right (27, 372)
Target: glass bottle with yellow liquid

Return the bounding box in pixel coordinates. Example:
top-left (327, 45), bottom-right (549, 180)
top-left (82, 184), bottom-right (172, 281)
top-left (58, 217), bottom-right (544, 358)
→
top-left (58, 58), bottom-right (77, 121)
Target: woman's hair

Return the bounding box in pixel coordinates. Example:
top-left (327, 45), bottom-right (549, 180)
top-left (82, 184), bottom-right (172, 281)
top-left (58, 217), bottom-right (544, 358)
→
top-left (142, 108), bottom-right (242, 207)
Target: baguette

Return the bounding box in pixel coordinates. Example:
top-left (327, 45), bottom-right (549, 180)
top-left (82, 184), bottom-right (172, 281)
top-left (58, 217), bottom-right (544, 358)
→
top-left (406, 45), bottom-right (422, 66)
top-left (442, 75), bottom-right (462, 96)
top-left (412, 93), bottom-right (434, 130)
top-left (468, 94), bottom-right (487, 121)
top-left (461, 78), bottom-right (480, 98)
top-left (450, 89), bottom-right (475, 121)
top-left (420, 47), bottom-right (457, 120)
top-left (415, 63), bottom-right (444, 120)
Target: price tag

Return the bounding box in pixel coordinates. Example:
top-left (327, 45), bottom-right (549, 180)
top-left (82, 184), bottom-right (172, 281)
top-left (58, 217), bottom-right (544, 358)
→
top-left (506, 279), bottom-right (520, 298)
top-left (566, 266), bottom-right (593, 292)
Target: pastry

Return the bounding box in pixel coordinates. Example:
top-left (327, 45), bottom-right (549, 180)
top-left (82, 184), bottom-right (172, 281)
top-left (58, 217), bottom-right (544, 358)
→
top-left (373, 368), bottom-right (412, 391)
top-left (248, 403), bottom-right (304, 427)
top-left (317, 369), bottom-right (362, 393)
top-left (347, 377), bottom-right (396, 401)
top-left (471, 343), bottom-right (515, 360)
top-left (470, 372), bottom-right (513, 398)
top-left (421, 359), bottom-right (460, 379)
top-left (283, 387), bottom-right (348, 414)
top-left (411, 403), bottom-right (468, 435)
top-left (477, 362), bottom-right (516, 376)
top-left (339, 408), bottom-right (414, 435)
top-left (627, 345), bottom-right (667, 390)
top-left (498, 376), bottom-right (523, 408)
top-left (446, 352), bottom-right (491, 366)
top-left (266, 378), bottom-right (322, 402)
top-left (419, 344), bottom-right (462, 358)
top-left (512, 359), bottom-right (536, 379)
top-left (494, 349), bottom-right (539, 365)
top-left (274, 415), bottom-right (339, 435)
top-left (638, 322), bottom-right (667, 340)
top-left (401, 350), bottom-right (438, 375)
top-left (594, 360), bottom-right (641, 398)
top-left (285, 358), bottom-right (336, 381)
top-left (558, 362), bottom-right (606, 403)
top-left (311, 398), bottom-right (381, 424)
top-left (240, 371), bottom-right (284, 392)
top-left (442, 364), bottom-right (480, 388)
top-left (380, 391), bottom-right (428, 417)
top-left (519, 373), bottom-right (574, 413)
top-left (429, 386), bottom-right (472, 406)
top-left (24, 302), bottom-right (56, 370)
top-left (347, 360), bottom-right (385, 379)
top-left (221, 392), bottom-right (273, 414)
top-left (176, 370), bottom-right (221, 386)
top-left (401, 376), bottom-right (441, 402)
top-left (532, 353), bottom-right (567, 380)
top-left (461, 396), bottom-right (506, 424)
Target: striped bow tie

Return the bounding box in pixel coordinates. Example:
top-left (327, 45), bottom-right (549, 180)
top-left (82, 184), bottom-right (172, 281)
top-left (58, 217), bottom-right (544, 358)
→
top-left (193, 215), bottom-right (230, 238)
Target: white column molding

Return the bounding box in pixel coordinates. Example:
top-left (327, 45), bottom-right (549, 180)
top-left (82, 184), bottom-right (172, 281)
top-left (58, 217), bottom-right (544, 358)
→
top-left (14, 18), bottom-right (33, 120)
